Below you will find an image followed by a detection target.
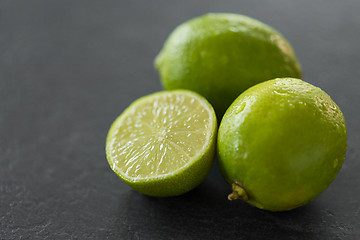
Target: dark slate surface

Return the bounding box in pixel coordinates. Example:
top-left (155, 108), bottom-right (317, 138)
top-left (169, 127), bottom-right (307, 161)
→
top-left (1, 0), bottom-right (359, 239)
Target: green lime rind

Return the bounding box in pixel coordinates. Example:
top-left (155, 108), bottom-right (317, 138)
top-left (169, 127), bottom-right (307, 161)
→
top-left (155, 13), bottom-right (302, 117)
top-left (106, 90), bottom-right (217, 197)
top-left (217, 78), bottom-right (347, 211)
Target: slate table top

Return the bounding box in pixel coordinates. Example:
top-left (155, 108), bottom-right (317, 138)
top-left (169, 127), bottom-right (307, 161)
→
top-left (1, 0), bottom-right (359, 239)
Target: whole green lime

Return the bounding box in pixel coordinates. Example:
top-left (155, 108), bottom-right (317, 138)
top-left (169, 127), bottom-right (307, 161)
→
top-left (155, 13), bottom-right (302, 117)
top-left (217, 78), bottom-right (347, 211)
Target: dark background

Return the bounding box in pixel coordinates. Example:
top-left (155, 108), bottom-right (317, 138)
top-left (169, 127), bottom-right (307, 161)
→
top-left (1, 0), bottom-right (359, 239)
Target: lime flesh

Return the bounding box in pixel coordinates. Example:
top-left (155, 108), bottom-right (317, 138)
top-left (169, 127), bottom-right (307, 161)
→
top-left (217, 78), bottom-right (347, 211)
top-left (106, 90), bottom-right (217, 197)
top-left (155, 13), bottom-right (302, 117)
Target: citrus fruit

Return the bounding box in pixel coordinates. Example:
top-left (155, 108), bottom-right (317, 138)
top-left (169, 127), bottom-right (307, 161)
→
top-left (217, 78), bottom-right (347, 211)
top-left (106, 90), bottom-right (217, 197)
top-left (155, 13), bottom-right (302, 117)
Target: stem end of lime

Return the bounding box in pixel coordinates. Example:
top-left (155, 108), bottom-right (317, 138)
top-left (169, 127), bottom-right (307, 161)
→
top-left (228, 183), bottom-right (248, 201)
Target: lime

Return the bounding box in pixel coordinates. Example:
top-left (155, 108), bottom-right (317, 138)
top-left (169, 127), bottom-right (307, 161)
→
top-left (217, 78), bottom-right (347, 211)
top-left (106, 90), bottom-right (217, 197)
top-left (155, 13), bottom-right (302, 117)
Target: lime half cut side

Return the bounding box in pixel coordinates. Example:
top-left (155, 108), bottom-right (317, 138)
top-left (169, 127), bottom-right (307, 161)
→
top-left (106, 90), bottom-right (217, 197)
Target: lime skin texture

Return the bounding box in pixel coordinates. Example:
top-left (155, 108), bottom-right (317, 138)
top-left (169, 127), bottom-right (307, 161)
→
top-left (155, 13), bottom-right (302, 117)
top-left (106, 90), bottom-right (217, 197)
top-left (217, 78), bottom-right (347, 211)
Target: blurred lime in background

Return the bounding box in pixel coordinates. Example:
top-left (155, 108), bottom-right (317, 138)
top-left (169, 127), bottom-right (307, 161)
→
top-left (155, 13), bottom-right (302, 117)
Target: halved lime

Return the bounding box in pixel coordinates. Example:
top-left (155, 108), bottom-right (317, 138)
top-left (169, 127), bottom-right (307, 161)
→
top-left (106, 90), bottom-right (217, 197)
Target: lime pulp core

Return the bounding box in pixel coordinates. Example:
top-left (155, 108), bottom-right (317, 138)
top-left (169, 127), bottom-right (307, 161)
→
top-left (106, 90), bottom-right (217, 196)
